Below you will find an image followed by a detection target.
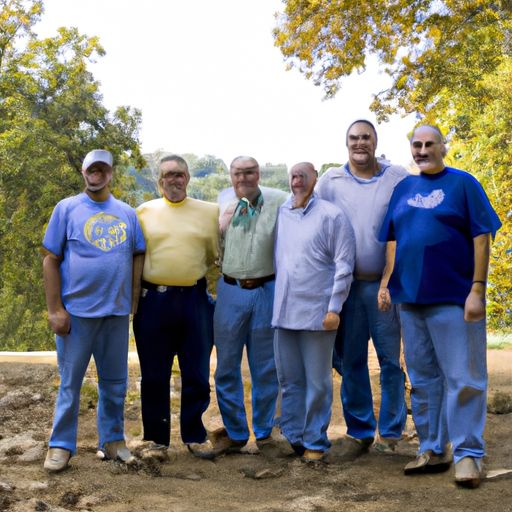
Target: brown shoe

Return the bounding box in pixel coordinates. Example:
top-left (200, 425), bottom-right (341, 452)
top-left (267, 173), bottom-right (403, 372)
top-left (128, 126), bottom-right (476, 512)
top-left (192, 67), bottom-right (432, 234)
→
top-left (301, 449), bottom-right (326, 463)
top-left (455, 457), bottom-right (483, 488)
top-left (211, 428), bottom-right (247, 456)
top-left (187, 440), bottom-right (215, 460)
top-left (44, 447), bottom-right (71, 472)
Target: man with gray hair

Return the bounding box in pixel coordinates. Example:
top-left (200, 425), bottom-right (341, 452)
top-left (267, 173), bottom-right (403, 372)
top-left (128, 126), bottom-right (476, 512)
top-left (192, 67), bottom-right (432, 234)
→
top-left (134, 155), bottom-right (219, 460)
top-left (213, 156), bottom-right (287, 455)
top-left (379, 125), bottom-right (501, 488)
top-left (273, 162), bottom-right (355, 462)
top-left (316, 119), bottom-right (408, 456)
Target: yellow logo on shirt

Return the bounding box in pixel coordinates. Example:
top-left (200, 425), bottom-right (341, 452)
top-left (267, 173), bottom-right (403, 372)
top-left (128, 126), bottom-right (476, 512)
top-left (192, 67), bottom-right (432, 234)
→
top-left (84, 213), bottom-right (127, 252)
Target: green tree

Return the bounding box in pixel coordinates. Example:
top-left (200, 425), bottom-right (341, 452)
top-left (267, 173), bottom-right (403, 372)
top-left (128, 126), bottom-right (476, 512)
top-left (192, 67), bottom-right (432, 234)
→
top-left (0, 0), bottom-right (145, 349)
top-left (274, 0), bottom-right (512, 328)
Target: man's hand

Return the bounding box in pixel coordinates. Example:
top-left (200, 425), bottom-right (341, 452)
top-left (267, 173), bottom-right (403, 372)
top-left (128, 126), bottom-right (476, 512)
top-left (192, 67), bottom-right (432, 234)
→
top-left (378, 287), bottom-right (392, 312)
top-left (323, 312), bottom-right (340, 331)
top-left (48, 308), bottom-right (71, 336)
top-left (464, 290), bottom-right (486, 322)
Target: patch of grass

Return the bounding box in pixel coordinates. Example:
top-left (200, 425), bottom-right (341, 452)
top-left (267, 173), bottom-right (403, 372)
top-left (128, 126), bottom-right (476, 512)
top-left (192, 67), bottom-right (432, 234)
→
top-left (487, 331), bottom-right (512, 349)
top-left (79, 381), bottom-right (98, 414)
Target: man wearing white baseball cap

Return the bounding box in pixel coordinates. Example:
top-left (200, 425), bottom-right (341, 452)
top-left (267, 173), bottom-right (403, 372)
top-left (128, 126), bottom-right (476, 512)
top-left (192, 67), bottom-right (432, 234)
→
top-left (42, 149), bottom-right (146, 472)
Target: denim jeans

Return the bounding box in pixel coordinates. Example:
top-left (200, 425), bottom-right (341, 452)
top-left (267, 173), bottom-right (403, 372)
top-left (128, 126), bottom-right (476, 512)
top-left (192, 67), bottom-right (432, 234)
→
top-left (133, 279), bottom-right (214, 446)
top-left (49, 314), bottom-right (129, 454)
top-left (400, 304), bottom-right (487, 462)
top-left (214, 278), bottom-right (278, 441)
top-left (334, 279), bottom-right (406, 439)
top-left (274, 328), bottom-right (336, 451)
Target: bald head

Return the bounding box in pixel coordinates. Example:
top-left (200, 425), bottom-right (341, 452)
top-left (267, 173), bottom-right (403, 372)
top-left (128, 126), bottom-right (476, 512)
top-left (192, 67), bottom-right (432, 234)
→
top-left (289, 161), bottom-right (317, 208)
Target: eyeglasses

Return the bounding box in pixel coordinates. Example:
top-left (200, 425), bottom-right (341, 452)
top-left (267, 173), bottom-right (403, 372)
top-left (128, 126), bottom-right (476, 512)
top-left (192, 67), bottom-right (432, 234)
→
top-left (411, 141), bottom-right (442, 149)
top-left (348, 134), bottom-right (373, 142)
top-left (161, 172), bottom-right (188, 180)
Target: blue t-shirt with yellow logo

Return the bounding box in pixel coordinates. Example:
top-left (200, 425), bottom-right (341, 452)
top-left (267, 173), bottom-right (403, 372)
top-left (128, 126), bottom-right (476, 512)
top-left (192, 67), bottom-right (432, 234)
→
top-left (379, 167), bottom-right (501, 305)
top-left (43, 193), bottom-right (146, 317)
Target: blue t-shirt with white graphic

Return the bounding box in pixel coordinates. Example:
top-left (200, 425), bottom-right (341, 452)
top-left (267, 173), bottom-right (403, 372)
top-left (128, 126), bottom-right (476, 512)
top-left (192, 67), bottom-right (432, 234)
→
top-left (379, 167), bottom-right (501, 305)
top-left (43, 193), bottom-right (146, 317)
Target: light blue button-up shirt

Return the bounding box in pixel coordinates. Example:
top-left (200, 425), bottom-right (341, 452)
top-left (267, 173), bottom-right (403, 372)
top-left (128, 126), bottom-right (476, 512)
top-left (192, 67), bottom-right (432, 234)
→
top-left (316, 163), bottom-right (408, 276)
top-left (272, 194), bottom-right (355, 331)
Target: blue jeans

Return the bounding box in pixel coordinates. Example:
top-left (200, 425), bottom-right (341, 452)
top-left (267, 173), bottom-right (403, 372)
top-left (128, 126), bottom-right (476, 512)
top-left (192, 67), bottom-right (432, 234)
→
top-left (214, 278), bottom-right (278, 441)
top-left (274, 328), bottom-right (336, 452)
top-left (400, 304), bottom-right (487, 463)
top-left (133, 279), bottom-right (214, 446)
top-left (49, 314), bottom-right (129, 454)
top-left (334, 280), bottom-right (406, 439)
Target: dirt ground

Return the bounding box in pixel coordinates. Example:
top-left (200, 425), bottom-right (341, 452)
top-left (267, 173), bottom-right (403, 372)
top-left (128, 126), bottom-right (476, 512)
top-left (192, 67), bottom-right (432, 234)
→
top-left (0, 347), bottom-right (511, 512)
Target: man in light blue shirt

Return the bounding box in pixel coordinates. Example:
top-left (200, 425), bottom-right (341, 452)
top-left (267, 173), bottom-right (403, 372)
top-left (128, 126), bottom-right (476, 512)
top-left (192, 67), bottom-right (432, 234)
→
top-left (273, 162), bottom-right (355, 462)
top-left (42, 149), bottom-right (146, 472)
top-left (316, 119), bottom-right (408, 455)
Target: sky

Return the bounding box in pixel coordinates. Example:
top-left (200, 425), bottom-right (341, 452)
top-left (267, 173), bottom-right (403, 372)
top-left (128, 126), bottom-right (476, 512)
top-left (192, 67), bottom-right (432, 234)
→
top-left (34, 0), bottom-right (417, 170)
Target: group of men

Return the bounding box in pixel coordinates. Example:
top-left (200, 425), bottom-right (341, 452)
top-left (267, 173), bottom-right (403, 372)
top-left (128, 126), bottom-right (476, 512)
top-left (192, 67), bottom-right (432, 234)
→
top-left (41, 120), bottom-right (501, 490)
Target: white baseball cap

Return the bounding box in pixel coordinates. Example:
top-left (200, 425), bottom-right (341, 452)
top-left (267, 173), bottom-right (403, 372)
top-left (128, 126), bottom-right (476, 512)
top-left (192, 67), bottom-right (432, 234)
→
top-left (82, 149), bottom-right (113, 171)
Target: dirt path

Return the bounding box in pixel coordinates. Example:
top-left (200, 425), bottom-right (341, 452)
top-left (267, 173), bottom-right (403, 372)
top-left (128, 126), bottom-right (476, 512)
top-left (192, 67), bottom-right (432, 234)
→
top-left (0, 348), bottom-right (511, 512)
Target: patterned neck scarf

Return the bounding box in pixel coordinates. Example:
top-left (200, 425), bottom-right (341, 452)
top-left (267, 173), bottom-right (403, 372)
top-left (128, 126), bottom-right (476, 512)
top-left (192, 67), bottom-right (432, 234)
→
top-left (231, 193), bottom-right (264, 231)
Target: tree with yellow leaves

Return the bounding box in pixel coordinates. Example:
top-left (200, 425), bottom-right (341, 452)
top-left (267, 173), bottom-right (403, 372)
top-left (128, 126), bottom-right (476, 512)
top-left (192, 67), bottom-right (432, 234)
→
top-left (274, 0), bottom-right (512, 328)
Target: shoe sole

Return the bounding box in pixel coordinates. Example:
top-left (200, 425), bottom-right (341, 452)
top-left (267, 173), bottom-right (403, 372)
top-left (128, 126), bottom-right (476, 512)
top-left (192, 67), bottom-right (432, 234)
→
top-left (187, 445), bottom-right (216, 460)
top-left (44, 462), bottom-right (69, 472)
top-left (455, 477), bottom-right (481, 489)
top-left (404, 462), bottom-right (452, 475)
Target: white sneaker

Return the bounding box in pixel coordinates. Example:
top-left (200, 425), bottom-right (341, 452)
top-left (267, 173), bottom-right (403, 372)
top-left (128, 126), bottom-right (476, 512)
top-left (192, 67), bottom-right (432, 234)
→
top-left (102, 440), bottom-right (136, 465)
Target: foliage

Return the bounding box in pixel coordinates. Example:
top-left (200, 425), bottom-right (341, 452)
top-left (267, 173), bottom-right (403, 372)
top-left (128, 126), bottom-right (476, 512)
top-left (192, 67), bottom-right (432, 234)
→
top-left (274, 0), bottom-right (512, 328)
top-left (259, 163), bottom-right (289, 191)
top-left (274, 1), bottom-right (512, 115)
top-left (0, 0), bottom-right (144, 350)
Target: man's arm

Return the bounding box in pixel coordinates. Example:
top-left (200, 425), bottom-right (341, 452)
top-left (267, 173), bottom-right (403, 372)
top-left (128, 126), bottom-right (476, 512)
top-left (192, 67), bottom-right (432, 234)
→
top-left (131, 253), bottom-right (145, 315)
top-left (324, 211), bottom-right (355, 330)
top-left (378, 241), bottom-right (396, 312)
top-left (42, 252), bottom-right (70, 336)
top-left (464, 233), bottom-right (490, 322)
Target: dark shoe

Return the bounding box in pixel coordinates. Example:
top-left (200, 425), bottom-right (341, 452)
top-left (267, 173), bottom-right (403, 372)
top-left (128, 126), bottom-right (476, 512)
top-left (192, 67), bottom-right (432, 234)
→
top-left (255, 435), bottom-right (272, 447)
top-left (140, 442), bottom-right (169, 462)
top-left (187, 440), bottom-right (215, 460)
top-left (404, 450), bottom-right (452, 475)
top-left (301, 449), bottom-right (326, 463)
top-left (374, 435), bottom-right (400, 453)
top-left (455, 457), bottom-right (483, 488)
top-left (102, 440), bottom-right (136, 465)
top-left (290, 443), bottom-right (306, 456)
top-left (339, 435), bottom-right (374, 461)
top-left (44, 447), bottom-right (71, 472)
top-left (211, 429), bottom-right (247, 456)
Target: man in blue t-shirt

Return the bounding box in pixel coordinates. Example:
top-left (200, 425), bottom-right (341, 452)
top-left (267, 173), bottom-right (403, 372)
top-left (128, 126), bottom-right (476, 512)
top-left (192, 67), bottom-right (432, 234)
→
top-left (379, 125), bottom-right (501, 488)
top-left (42, 149), bottom-right (146, 472)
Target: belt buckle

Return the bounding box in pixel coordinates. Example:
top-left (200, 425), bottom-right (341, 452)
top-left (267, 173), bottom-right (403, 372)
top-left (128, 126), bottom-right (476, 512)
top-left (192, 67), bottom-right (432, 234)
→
top-left (240, 279), bottom-right (255, 289)
top-left (156, 285), bottom-right (168, 293)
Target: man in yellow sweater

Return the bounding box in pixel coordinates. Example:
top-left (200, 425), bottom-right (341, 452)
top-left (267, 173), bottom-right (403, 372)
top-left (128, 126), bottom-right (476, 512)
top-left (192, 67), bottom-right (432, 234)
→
top-left (134, 155), bottom-right (219, 460)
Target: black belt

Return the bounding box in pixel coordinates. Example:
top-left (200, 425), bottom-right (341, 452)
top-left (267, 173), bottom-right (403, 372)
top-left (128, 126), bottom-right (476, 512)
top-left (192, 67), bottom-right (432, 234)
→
top-left (142, 278), bottom-right (205, 292)
top-left (223, 274), bottom-right (275, 290)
